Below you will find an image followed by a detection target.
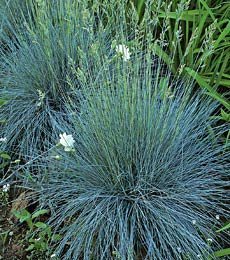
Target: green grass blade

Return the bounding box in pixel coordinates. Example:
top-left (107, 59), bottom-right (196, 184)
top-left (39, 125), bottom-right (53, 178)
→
top-left (185, 67), bottom-right (230, 110)
top-left (214, 248), bottom-right (230, 257)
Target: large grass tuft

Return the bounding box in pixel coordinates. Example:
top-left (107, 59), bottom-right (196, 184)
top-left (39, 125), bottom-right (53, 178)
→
top-left (32, 62), bottom-right (229, 259)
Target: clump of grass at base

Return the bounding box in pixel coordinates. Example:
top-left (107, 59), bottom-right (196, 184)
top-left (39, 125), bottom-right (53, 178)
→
top-left (32, 62), bottom-right (229, 259)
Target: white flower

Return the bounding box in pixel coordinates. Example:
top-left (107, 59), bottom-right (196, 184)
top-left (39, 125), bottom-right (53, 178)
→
top-left (197, 254), bottom-right (201, 258)
top-left (207, 238), bottom-right (213, 243)
top-left (59, 133), bottom-right (75, 152)
top-left (54, 155), bottom-right (61, 160)
top-left (177, 247), bottom-right (182, 253)
top-left (215, 215), bottom-right (220, 220)
top-left (0, 137), bottom-right (7, 143)
top-left (51, 155), bottom-right (61, 160)
top-left (50, 253), bottom-right (56, 258)
top-left (2, 184), bottom-right (10, 192)
top-left (192, 220), bottom-right (196, 225)
top-left (116, 44), bottom-right (131, 61)
top-left (9, 231), bottom-right (13, 236)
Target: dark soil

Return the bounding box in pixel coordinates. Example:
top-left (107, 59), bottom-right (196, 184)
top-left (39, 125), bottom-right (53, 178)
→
top-left (0, 188), bottom-right (47, 260)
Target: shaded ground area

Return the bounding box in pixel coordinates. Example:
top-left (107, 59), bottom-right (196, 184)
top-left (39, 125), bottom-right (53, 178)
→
top-left (0, 188), bottom-right (48, 260)
top-left (1, 189), bottom-right (28, 259)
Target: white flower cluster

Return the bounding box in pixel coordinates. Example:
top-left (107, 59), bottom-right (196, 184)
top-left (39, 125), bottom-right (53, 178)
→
top-left (59, 133), bottom-right (75, 152)
top-left (116, 44), bottom-right (131, 61)
top-left (2, 184), bottom-right (10, 192)
top-left (192, 220), bottom-right (196, 225)
top-left (0, 137), bottom-right (7, 142)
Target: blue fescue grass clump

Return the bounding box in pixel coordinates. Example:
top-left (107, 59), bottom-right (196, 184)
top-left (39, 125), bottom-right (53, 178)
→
top-left (0, 1), bottom-right (114, 158)
top-left (0, 38), bottom-right (70, 156)
top-left (31, 61), bottom-right (229, 259)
